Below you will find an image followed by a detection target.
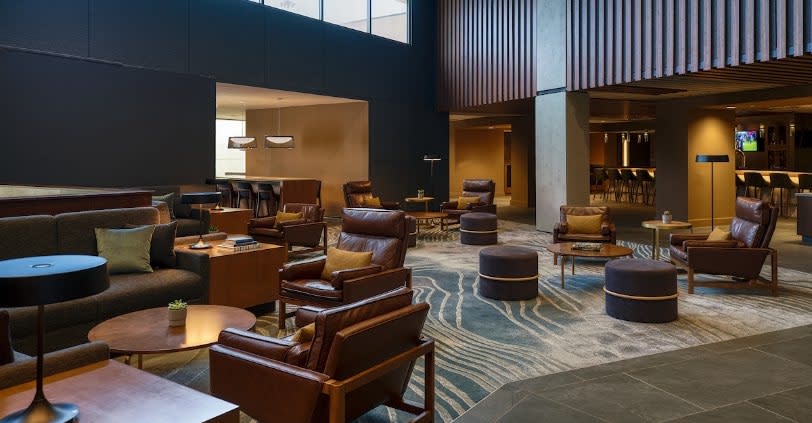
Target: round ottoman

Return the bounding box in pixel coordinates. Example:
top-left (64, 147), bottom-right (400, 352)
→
top-left (478, 246), bottom-right (538, 300)
top-left (460, 212), bottom-right (497, 245)
top-left (604, 259), bottom-right (678, 323)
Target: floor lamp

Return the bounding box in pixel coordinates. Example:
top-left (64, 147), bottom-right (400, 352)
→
top-left (0, 255), bottom-right (109, 423)
top-left (695, 154), bottom-right (730, 229)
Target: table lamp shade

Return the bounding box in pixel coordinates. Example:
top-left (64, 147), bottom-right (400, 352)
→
top-left (181, 192), bottom-right (222, 205)
top-left (695, 154), bottom-right (730, 163)
top-left (0, 255), bottom-right (109, 307)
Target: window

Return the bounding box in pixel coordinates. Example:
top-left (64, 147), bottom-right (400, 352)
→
top-left (372, 0), bottom-right (408, 43)
top-left (257, 0), bottom-right (409, 44)
top-left (324, 0), bottom-right (368, 32)
top-left (216, 119), bottom-right (247, 176)
top-left (264, 0), bottom-right (320, 19)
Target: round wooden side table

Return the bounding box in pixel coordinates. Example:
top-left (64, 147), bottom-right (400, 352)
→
top-left (641, 220), bottom-right (693, 260)
top-left (404, 196), bottom-right (435, 212)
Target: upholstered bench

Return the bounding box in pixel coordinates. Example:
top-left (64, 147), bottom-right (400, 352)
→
top-left (478, 246), bottom-right (538, 300)
top-left (460, 212), bottom-right (498, 245)
top-left (604, 259), bottom-right (678, 323)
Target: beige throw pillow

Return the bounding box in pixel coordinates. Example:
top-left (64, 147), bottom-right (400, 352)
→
top-left (291, 323), bottom-right (315, 343)
top-left (457, 196), bottom-right (481, 209)
top-left (321, 247), bottom-right (373, 280)
top-left (275, 211), bottom-right (303, 228)
top-left (707, 227), bottom-right (732, 241)
top-left (566, 214), bottom-right (603, 234)
top-left (364, 197), bottom-right (382, 208)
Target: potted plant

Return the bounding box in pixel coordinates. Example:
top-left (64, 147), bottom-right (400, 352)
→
top-left (662, 210), bottom-right (672, 224)
top-left (168, 299), bottom-right (188, 327)
top-left (417, 188), bottom-right (425, 199)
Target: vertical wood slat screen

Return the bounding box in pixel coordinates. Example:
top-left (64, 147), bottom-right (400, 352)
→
top-left (438, 0), bottom-right (536, 111)
top-left (567, 0), bottom-right (812, 91)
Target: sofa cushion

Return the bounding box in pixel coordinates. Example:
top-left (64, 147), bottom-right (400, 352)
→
top-left (152, 193), bottom-right (176, 220)
top-left (176, 218), bottom-right (202, 237)
top-left (5, 294), bottom-right (100, 340)
top-left (55, 208), bottom-right (159, 255)
top-left (95, 227), bottom-right (155, 274)
top-left (0, 215), bottom-right (58, 260)
top-left (126, 222), bottom-right (177, 268)
top-left (98, 269), bottom-right (203, 319)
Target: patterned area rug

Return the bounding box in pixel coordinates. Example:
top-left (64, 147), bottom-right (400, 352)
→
top-left (138, 220), bottom-right (812, 422)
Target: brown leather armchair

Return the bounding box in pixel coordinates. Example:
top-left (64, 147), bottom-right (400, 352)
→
top-left (248, 203), bottom-right (327, 257)
top-left (277, 208), bottom-right (411, 332)
top-left (553, 205), bottom-right (617, 243)
top-left (210, 287), bottom-right (435, 423)
top-left (440, 179), bottom-right (497, 223)
top-left (669, 197), bottom-right (779, 296)
top-left (342, 180), bottom-right (400, 209)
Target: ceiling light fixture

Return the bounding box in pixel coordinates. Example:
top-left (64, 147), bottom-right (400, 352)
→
top-left (228, 136), bottom-right (257, 149)
top-left (264, 108), bottom-right (295, 149)
top-left (725, 106), bottom-right (736, 110)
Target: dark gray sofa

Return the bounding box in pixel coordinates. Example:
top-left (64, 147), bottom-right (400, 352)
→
top-left (0, 207), bottom-right (209, 354)
top-left (140, 185), bottom-right (210, 237)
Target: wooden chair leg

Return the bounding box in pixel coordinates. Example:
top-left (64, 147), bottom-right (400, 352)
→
top-left (687, 267), bottom-right (695, 294)
top-left (425, 350), bottom-right (435, 421)
top-left (328, 387), bottom-right (346, 423)
top-left (770, 249), bottom-right (779, 297)
top-left (277, 300), bottom-right (286, 334)
top-left (553, 253), bottom-right (558, 265)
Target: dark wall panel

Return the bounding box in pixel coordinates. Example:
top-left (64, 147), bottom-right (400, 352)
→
top-left (0, 0), bottom-right (88, 56)
top-left (190, 0), bottom-right (265, 86)
top-left (90, 0), bottom-right (189, 73)
top-left (0, 51), bottom-right (214, 187)
top-left (265, 10), bottom-right (325, 93)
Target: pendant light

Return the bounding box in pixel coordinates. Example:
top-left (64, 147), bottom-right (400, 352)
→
top-left (265, 108), bottom-right (294, 149)
top-left (228, 136), bottom-right (257, 149)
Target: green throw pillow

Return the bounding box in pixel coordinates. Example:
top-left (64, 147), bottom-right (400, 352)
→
top-left (95, 226), bottom-right (156, 274)
top-left (152, 193), bottom-right (176, 220)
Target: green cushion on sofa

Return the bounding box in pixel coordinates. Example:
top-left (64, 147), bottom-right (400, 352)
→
top-left (95, 226), bottom-right (155, 274)
top-left (152, 193), bottom-right (176, 220)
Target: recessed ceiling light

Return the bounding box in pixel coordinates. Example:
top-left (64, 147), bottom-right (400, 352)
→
top-left (725, 106), bottom-right (736, 109)
top-left (488, 126), bottom-right (495, 130)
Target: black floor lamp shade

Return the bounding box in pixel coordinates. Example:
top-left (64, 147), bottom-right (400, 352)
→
top-left (0, 255), bottom-right (108, 423)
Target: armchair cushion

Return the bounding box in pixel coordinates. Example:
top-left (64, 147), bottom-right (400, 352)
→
top-left (669, 233), bottom-right (709, 246)
top-left (363, 197), bottom-right (382, 208)
top-left (280, 257), bottom-right (326, 281)
top-left (321, 247), bottom-right (373, 281)
top-left (250, 227), bottom-right (284, 239)
top-left (566, 214), bottom-right (602, 234)
top-left (282, 279), bottom-right (342, 301)
top-left (275, 212), bottom-right (302, 228)
top-left (218, 328), bottom-right (295, 362)
top-left (683, 240), bottom-right (739, 249)
top-left (457, 196), bottom-right (481, 210)
top-left (249, 216), bottom-right (276, 228)
top-left (331, 264), bottom-right (383, 289)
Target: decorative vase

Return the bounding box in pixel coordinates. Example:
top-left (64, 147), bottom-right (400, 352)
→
top-left (662, 211), bottom-right (672, 224)
top-left (168, 308), bottom-right (187, 327)
top-left (417, 190), bottom-right (424, 199)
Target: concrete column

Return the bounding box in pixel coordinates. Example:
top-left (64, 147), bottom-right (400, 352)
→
top-left (534, 0), bottom-right (590, 230)
top-left (535, 91), bottom-right (591, 231)
top-left (656, 104), bottom-right (736, 228)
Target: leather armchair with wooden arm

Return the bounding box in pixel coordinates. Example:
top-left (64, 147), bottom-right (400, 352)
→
top-left (278, 208), bottom-right (411, 332)
top-left (552, 205), bottom-right (617, 244)
top-left (440, 179), bottom-right (497, 224)
top-left (249, 203), bottom-right (327, 256)
top-left (209, 287), bottom-right (435, 423)
top-left (669, 196), bottom-right (779, 296)
top-left (342, 180), bottom-right (400, 209)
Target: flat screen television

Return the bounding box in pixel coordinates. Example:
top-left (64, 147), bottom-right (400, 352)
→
top-left (736, 130), bottom-right (760, 152)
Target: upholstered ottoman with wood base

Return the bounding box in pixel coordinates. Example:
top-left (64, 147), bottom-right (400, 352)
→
top-left (460, 212), bottom-right (497, 245)
top-left (604, 259), bottom-right (678, 323)
top-left (478, 246), bottom-right (538, 300)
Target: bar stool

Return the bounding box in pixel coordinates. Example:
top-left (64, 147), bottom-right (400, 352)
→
top-left (234, 181), bottom-right (253, 210)
top-left (744, 172), bottom-right (770, 200)
top-left (208, 179), bottom-right (234, 208)
top-left (635, 169), bottom-right (654, 205)
top-left (620, 169), bottom-right (637, 203)
top-left (592, 168), bottom-right (607, 201)
top-left (254, 183), bottom-right (276, 217)
top-left (606, 169), bottom-right (622, 202)
top-left (735, 174), bottom-right (747, 197)
top-left (799, 174), bottom-right (812, 193)
top-left (769, 173), bottom-right (798, 217)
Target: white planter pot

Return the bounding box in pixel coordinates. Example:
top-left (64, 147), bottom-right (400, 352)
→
top-left (662, 214), bottom-right (673, 224)
top-left (168, 308), bottom-right (187, 327)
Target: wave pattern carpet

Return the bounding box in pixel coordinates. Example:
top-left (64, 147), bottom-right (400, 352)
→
top-left (138, 220), bottom-right (812, 422)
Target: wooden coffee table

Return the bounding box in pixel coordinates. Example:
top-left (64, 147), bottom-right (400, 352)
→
top-left (406, 211), bottom-right (449, 233)
top-left (641, 220), bottom-right (693, 260)
top-left (0, 360), bottom-right (239, 422)
top-left (88, 305), bottom-right (256, 369)
top-left (404, 196), bottom-right (435, 212)
top-left (545, 243), bottom-right (633, 288)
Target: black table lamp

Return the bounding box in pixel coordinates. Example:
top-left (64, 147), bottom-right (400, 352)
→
top-left (696, 154), bottom-right (730, 229)
top-left (181, 192), bottom-right (222, 249)
top-left (0, 255), bottom-right (108, 423)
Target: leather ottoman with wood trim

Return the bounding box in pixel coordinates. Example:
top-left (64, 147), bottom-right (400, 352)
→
top-left (478, 246), bottom-right (538, 300)
top-left (604, 258), bottom-right (678, 323)
top-left (460, 212), bottom-right (497, 245)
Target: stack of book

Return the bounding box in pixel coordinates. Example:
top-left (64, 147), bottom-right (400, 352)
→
top-left (218, 236), bottom-right (260, 252)
top-left (571, 242), bottom-right (603, 251)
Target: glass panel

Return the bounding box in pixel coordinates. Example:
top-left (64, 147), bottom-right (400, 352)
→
top-left (324, 0), bottom-right (369, 32)
top-left (216, 119), bottom-right (247, 176)
top-left (264, 0), bottom-right (320, 19)
top-left (372, 0), bottom-right (408, 43)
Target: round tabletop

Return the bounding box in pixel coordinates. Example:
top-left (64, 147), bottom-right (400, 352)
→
top-left (406, 211), bottom-right (448, 219)
top-left (0, 255), bottom-right (108, 308)
top-left (641, 220), bottom-right (692, 230)
top-left (546, 242), bottom-right (633, 258)
top-left (405, 197), bottom-right (435, 202)
top-left (88, 305), bottom-right (256, 355)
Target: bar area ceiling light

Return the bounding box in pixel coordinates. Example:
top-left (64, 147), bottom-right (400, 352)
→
top-left (264, 136), bottom-right (294, 149)
top-left (228, 136), bottom-right (257, 149)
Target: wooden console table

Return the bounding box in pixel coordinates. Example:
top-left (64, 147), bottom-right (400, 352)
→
top-left (208, 207), bottom-right (253, 234)
top-left (0, 360), bottom-right (238, 422)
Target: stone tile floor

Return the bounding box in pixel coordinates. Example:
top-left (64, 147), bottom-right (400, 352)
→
top-left (455, 324), bottom-right (812, 422)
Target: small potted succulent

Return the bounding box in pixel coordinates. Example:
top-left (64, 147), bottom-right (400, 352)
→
top-left (662, 210), bottom-right (673, 224)
top-left (167, 299), bottom-right (188, 327)
top-left (417, 188), bottom-right (425, 199)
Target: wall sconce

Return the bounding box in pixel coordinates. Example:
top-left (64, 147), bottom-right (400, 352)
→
top-left (790, 123), bottom-right (796, 139)
top-left (759, 124), bottom-right (765, 138)
top-left (636, 134), bottom-right (642, 144)
top-left (643, 131), bottom-right (649, 143)
top-left (228, 136), bottom-right (257, 149)
top-left (604, 133), bottom-right (609, 143)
